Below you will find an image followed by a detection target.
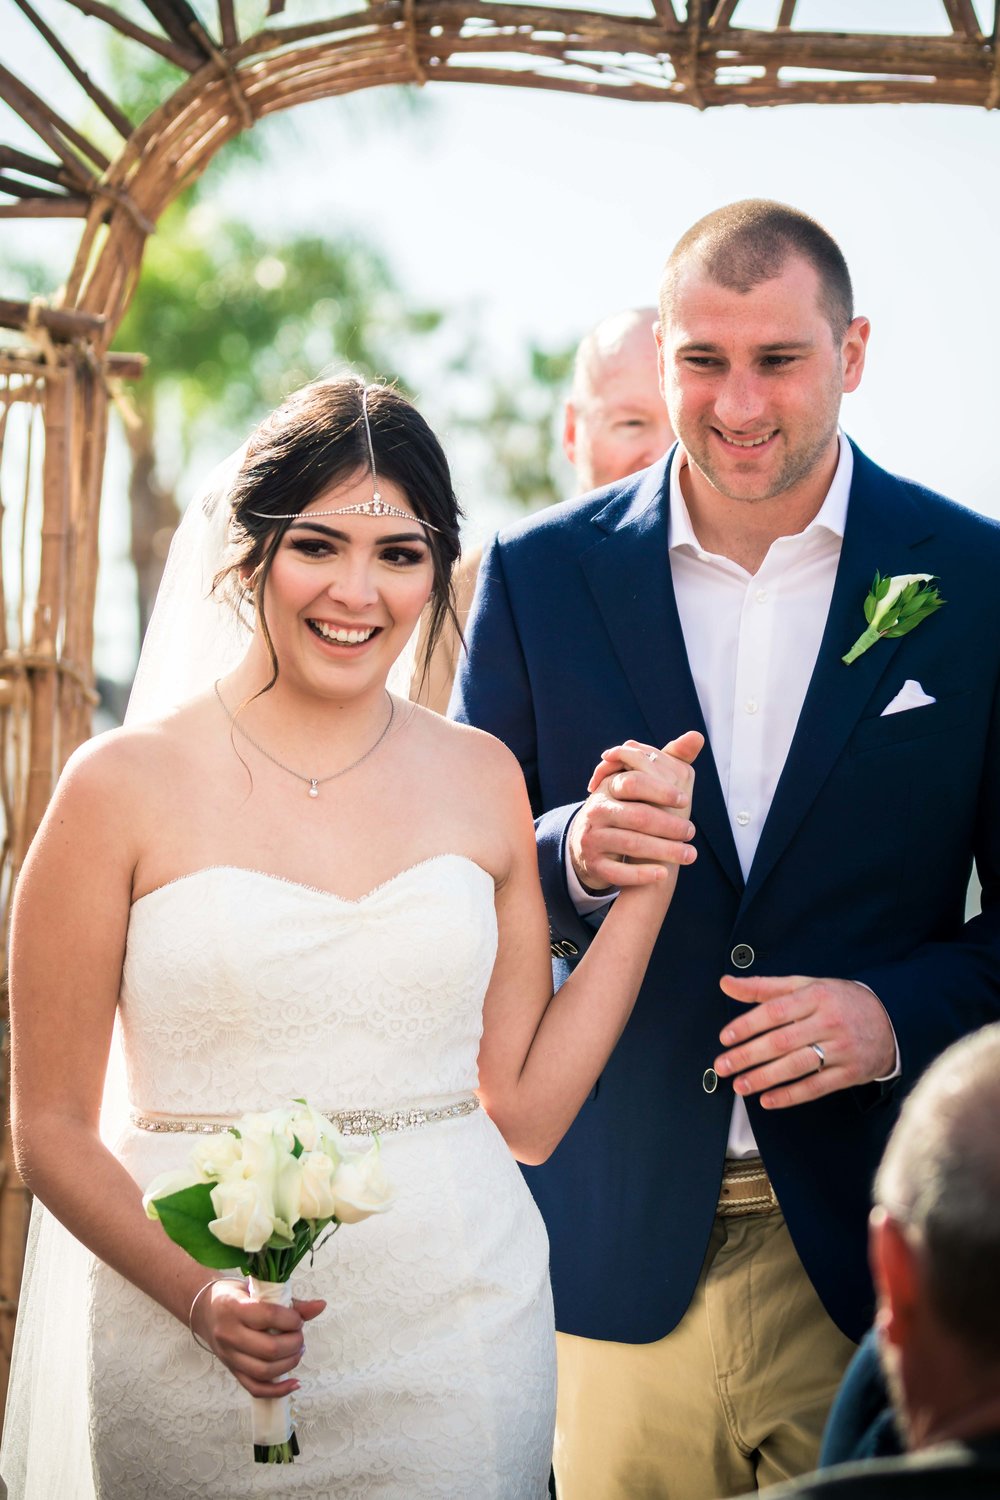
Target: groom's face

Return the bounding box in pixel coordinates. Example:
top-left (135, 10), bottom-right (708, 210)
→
top-left (657, 254), bottom-right (868, 512)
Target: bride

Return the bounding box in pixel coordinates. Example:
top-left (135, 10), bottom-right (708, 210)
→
top-left (1, 377), bottom-right (700, 1499)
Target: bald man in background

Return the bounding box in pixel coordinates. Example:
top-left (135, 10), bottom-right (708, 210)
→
top-left (411, 307), bottom-right (674, 711)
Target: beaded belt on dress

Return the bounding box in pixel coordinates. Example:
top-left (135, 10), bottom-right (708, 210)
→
top-left (130, 1096), bottom-right (480, 1137)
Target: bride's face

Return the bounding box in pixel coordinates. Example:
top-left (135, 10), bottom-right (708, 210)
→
top-left (258, 472), bottom-right (436, 697)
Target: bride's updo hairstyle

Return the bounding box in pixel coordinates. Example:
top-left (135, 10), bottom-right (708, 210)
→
top-left (219, 377), bottom-right (463, 692)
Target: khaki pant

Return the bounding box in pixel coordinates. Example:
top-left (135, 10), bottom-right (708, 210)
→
top-left (553, 1211), bottom-right (856, 1499)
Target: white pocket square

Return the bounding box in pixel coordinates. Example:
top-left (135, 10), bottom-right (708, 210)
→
top-left (880, 679), bottom-right (936, 717)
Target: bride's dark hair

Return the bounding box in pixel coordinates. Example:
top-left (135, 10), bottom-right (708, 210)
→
top-left (218, 377), bottom-right (463, 694)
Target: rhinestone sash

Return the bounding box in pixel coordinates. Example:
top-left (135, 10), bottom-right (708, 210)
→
top-left (130, 1096), bottom-right (480, 1137)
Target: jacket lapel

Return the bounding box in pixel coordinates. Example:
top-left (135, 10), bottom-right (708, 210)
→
top-left (740, 445), bottom-right (936, 911)
top-left (579, 452), bottom-right (744, 892)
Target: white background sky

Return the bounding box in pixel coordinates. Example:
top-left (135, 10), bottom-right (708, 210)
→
top-left (3, 0), bottom-right (1000, 676)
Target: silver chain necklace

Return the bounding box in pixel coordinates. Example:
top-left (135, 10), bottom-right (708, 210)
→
top-left (214, 682), bottom-right (395, 798)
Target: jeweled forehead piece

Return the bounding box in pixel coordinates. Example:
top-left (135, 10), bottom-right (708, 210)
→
top-left (247, 380), bottom-right (442, 532)
top-left (247, 496), bottom-right (442, 534)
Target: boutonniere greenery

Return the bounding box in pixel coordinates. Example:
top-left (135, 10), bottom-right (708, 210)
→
top-left (842, 572), bottom-right (945, 665)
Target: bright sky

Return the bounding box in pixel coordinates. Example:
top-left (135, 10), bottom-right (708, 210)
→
top-left (274, 70), bottom-right (1000, 533)
top-left (3, 0), bottom-right (1000, 676)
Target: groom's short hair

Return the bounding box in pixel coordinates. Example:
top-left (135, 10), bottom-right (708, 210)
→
top-left (659, 199), bottom-right (854, 338)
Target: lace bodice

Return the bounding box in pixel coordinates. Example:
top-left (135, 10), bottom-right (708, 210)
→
top-left (120, 855), bottom-right (498, 1116)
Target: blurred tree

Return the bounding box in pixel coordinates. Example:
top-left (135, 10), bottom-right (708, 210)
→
top-left (458, 340), bottom-right (576, 512)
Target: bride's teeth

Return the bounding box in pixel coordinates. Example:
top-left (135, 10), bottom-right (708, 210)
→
top-left (313, 622), bottom-right (374, 643)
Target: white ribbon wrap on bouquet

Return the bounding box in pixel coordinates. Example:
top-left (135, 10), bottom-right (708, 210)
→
top-left (247, 1278), bottom-right (295, 1449)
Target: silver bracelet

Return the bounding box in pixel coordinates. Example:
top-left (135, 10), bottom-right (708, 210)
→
top-left (188, 1279), bottom-right (218, 1355)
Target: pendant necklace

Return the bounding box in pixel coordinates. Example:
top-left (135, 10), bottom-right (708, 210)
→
top-left (214, 682), bottom-right (395, 798)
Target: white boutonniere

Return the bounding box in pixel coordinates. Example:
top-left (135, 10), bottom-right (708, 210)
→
top-left (842, 572), bottom-right (945, 665)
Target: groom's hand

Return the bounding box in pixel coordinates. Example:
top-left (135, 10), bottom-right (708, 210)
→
top-left (714, 973), bottom-right (897, 1107)
top-left (570, 732), bottom-right (703, 892)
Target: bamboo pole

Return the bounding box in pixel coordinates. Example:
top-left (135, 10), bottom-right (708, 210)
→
top-left (22, 365), bottom-right (72, 848)
top-left (0, 63), bottom-right (110, 175)
top-left (63, 366), bottom-right (109, 754)
top-left (61, 0), bottom-right (205, 71)
top-left (11, 0), bottom-right (135, 140)
top-left (0, 300), bottom-right (107, 340)
top-left (0, 372), bottom-right (44, 1414)
top-left (0, 199), bottom-right (91, 219)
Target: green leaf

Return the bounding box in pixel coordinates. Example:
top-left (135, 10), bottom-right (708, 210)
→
top-left (863, 593), bottom-right (876, 625)
top-left (150, 1183), bottom-right (244, 1269)
top-left (884, 598), bottom-right (944, 636)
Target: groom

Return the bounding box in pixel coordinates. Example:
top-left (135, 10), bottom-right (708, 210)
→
top-left (453, 201), bottom-right (1000, 1496)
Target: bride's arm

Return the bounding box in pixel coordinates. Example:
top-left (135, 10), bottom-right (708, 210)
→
top-left (8, 735), bottom-right (321, 1398)
top-left (476, 730), bottom-right (702, 1164)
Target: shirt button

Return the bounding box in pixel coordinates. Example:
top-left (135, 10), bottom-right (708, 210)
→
top-left (735, 811), bottom-right (750, 827)
top-left (744, 699), bottom-right (759, 715)
top-left (731, 943), bottom-right (755, 969)
top-left (702, 1068), bottom-right (719, 1094)
top-left (756, 589), bottom-right (768, 603)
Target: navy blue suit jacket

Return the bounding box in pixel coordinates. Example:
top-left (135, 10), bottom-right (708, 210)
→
top-left (453, 442), bottom-right (1000, 1344)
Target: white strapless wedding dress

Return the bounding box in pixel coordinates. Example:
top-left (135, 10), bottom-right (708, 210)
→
top-left (3, 855), bottom-right (555, 1500)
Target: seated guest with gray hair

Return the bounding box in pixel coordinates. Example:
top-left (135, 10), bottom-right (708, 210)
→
top-left (749, 1022), bottom-right (1000, 1498)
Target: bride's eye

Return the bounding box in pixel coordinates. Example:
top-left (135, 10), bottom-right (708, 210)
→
top-left (382, 546), bottom-right (427, 567)
top-left (290, 537), bottom-right (335, 558)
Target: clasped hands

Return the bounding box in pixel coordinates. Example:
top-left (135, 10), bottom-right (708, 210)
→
top-left (570, 734), bottom-right (896, 1106)
top-left (571, 731), bottom-right (704, 893)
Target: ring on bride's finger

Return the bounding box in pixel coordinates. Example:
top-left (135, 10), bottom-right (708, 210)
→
top-left (810, 1042), bottom-right (827, 1071)
top-left (645, 752), bottom-right (658, 763)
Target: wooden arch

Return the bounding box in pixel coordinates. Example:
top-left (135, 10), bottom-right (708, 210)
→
top-left (0, 0), bottom-right (998, 1398)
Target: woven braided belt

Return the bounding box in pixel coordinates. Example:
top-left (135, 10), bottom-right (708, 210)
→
top-left (717, 1157), bottom-right (780, 1217)
top-left (130, 1096), bottom-right (480, 1137)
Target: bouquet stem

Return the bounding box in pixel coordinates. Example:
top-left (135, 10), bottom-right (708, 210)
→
top-left (248, 1277), bottom-right (298, 1463)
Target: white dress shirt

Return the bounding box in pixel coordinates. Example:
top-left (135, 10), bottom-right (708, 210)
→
top-left (569, 437), bottom-right (867, 1156)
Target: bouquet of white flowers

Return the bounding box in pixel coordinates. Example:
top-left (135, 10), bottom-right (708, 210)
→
top-left (143, 1100), bottom-right (393, 1464)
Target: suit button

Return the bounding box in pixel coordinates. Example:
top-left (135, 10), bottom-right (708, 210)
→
top-left (731, 943), bottom-right (755, 969)
top-left (703, 1068), bottom-right (719, 1094)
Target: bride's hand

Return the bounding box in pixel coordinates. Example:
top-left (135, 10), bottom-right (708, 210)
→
top-left (193, 1279), bottom-right (327, 1398)
top-left (572, 732), bottom-right (703, 890)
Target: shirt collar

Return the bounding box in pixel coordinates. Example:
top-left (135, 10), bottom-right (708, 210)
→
top-left (668, 433), bottom-right (854, 555)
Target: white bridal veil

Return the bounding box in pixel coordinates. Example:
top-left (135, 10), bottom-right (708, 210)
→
top-left (0, 433), bottom-right (421, 1497)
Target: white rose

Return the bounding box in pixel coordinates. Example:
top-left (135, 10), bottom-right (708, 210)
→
top-left (870, 573), bottom-right (934, 628)
top-left (296, 1151), bottom-right (338, 1221)
top-left (330, 1144), bottom-right (394, 1225)
top-left (271, 1151), bottom-right (305, 1235)
top-left (285, 1103), bottom-right (339, 1155)
top-left (209, 1169), bottom-right (276, 1252)
top-left (236, 1120), bottom-right (291, 1186)
top-left (191, 1132), bottom-right (242, 1180)
top-left (142, 1167), bottom-right (207, 1218)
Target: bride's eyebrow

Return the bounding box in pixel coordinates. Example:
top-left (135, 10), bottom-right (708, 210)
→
top-left (287, 521), bottom-right (428, 544)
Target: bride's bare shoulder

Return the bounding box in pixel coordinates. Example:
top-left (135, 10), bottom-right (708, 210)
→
top-left (401, 701), bottom-right (526, 793)
top-left (56, 695), bottom-right (216, 804)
